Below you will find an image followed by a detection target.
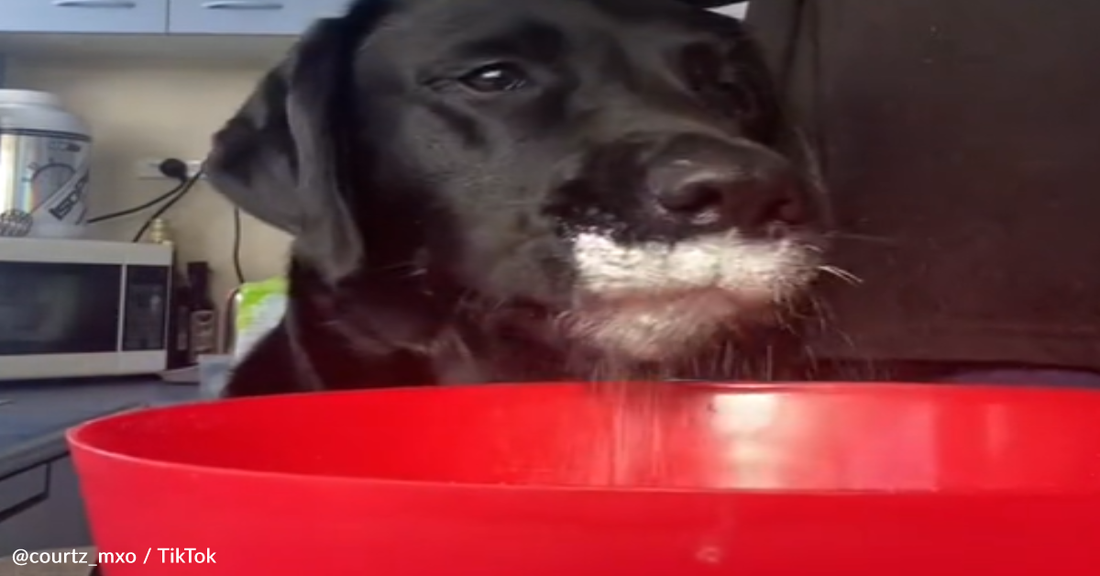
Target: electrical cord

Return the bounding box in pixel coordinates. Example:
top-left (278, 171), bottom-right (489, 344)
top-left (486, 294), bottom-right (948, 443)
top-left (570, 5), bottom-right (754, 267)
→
top-left (86, 158), bottom-right (190, 224)
top-left (116, 159), bottom-right (247, 283)
top-left (87, 180), bottom-right (188, 224)
top-left (232, 206), bottom-right (245, 284)
top-left (131, 164), bottom-right (205, 243)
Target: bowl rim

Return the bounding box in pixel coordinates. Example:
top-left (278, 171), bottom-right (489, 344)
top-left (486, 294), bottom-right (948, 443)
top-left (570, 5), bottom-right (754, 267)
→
top-left (65, 381), bottom-right (1100, 497)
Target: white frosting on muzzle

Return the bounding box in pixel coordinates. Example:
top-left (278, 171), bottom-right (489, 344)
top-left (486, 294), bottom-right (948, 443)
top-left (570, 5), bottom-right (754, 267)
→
top-left (565, 230), bottom-right (820, 361)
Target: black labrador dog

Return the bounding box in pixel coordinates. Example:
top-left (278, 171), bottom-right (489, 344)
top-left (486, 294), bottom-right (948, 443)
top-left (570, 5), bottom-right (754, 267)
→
top-left (206, 0), bottom-right (830, 397)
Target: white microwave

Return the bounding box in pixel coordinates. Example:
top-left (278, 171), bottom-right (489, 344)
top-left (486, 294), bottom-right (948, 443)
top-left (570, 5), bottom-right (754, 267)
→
top-left (0, 237), bottom-right (173, 381)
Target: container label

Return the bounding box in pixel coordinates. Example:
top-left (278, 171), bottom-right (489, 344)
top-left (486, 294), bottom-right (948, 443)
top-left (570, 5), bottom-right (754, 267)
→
top-left (0, 129), bottom-right (91, 238)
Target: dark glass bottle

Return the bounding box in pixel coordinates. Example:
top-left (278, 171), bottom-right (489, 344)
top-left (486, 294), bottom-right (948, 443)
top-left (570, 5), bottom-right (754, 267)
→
top-left (148, 218), bottom-right (192, 368)
top-left (186, 261), bottom-right (218, 363)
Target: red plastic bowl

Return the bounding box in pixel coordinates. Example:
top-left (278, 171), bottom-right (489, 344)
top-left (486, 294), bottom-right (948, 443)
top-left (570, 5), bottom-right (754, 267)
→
top-left (68, 382), bottom-right (1100, 575)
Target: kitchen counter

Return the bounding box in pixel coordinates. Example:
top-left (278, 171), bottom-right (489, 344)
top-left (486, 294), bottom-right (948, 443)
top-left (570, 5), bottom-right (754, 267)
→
top-left (0, 548), bottom-right (96, 576)
top-left (0, 378), bottom-right (199, 475)
top-left (0, 377), bottom-right (202, 563)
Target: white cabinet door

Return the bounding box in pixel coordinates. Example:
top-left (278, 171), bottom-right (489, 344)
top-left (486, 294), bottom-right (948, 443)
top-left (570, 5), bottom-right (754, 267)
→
top-left (0, 0), bottom-right (169, 34)
top-left (168, 0), bottom-right (350, 35)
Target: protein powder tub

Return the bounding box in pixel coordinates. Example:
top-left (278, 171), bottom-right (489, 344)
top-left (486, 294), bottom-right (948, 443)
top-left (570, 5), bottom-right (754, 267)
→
top-left (0, 89), bottom-right (92, 238)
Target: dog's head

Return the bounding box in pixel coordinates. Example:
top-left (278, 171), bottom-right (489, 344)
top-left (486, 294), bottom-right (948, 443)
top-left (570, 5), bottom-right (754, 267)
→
top-left (207, 0), bottom-right (829, 364)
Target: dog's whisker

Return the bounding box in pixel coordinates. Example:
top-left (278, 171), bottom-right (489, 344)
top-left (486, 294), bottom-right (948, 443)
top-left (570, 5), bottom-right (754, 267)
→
top-left (775, 309), bottom-right (798, 335)
top-left (495, 199), bottom-right (546, 210)
top-left (801, 343), bottom-right (820, 376)
top-left (803, 295), bottom-right (831, 337)
top-left (823, 231), bottom-right (900, 246)
top-left (379, 259), bottom-right (418, 270)
top-left (817, 265), bottom-right (863, 286)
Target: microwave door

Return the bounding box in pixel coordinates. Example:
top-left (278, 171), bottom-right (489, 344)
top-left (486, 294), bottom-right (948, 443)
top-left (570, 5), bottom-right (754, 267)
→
top-left (0, 261), bottom-right (120, 357)
top-left (1, 273), bottom-right (81, 343)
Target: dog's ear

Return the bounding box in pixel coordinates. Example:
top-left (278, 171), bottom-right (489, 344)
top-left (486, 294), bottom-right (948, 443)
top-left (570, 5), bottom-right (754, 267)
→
top-left (205, 6), bottom-right (385, 285)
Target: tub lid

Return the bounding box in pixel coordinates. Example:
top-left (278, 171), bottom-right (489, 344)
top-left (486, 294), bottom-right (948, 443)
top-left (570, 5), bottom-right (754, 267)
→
top-left (0, 89), bottom-right (65, 108)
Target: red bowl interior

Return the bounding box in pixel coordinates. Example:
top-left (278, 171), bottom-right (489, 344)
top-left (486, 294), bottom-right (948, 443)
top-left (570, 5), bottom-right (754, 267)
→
top-left (66, 382), bottom-right (1100, 575)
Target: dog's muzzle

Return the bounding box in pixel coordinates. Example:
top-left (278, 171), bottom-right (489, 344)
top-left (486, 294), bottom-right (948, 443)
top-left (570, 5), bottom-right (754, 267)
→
top-left (547, 132), bottom-right (825, 361)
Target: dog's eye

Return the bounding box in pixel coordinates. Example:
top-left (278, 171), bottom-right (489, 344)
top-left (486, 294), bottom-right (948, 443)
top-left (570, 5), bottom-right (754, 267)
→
top-left (459, 63), bottom-right (530, 93)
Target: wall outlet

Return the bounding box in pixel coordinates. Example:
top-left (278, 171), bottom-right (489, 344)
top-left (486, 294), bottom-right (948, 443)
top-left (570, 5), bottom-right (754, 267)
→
top-left (135, 158), bottom-right (206, 180)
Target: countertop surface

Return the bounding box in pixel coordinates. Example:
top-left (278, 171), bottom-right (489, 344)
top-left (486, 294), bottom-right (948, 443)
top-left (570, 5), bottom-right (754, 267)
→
top-left (1, 377), bottom-right (203, 574)
top-left (0, 548), bottom-right (96, 576)
top-left (0, 377), bottom-right (201, 479)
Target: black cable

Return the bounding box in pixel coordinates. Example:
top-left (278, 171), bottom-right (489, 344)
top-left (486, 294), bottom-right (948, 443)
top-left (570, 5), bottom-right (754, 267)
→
top-left (88, 158), bottom-right (191, 224)
top-left (232, 206), bottom-right (245, 284)
top-left (87, 180), bottom-right (187, 224)
top-left (131, 165), bottom-right (204, 243)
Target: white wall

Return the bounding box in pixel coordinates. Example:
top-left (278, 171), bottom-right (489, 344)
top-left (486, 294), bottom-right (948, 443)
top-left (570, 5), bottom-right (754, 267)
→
top-left (7, 60), bottom-right (289, 307)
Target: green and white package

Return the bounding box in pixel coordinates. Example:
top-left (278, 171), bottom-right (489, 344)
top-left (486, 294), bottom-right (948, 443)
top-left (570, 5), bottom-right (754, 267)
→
top-left (233, 277), bottom-right (288, 360)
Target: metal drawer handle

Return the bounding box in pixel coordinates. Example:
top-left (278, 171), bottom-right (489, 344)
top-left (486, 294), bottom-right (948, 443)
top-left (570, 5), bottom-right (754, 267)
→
top-left (52, 0), bottom-right (138, 8)
top-left (201, 1), bottom-right (285, 9)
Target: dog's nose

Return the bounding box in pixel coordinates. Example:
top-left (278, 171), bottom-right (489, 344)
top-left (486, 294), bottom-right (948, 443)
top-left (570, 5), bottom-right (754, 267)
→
top-left (649, 140), bottom-right (810, 235)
